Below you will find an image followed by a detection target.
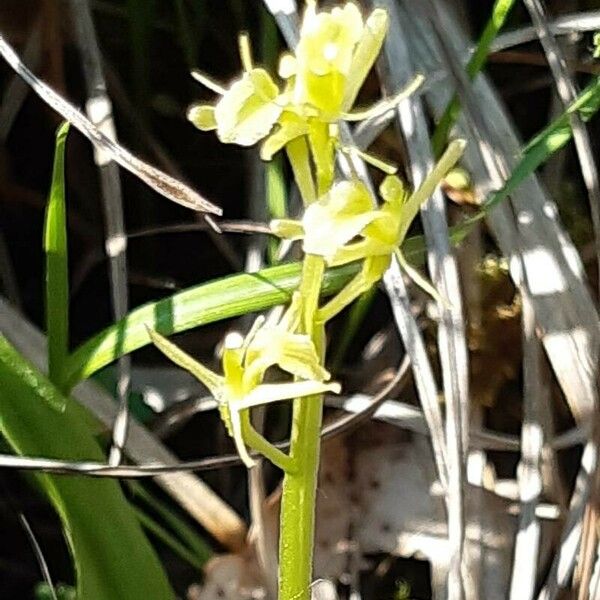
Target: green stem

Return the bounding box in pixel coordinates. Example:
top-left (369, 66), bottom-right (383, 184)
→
top-left (278, 254), bottom-right (325, 600)
top-left (298, 254), bottom-right (325, 334)
top-left (308, 121), bottom-right (334, 197)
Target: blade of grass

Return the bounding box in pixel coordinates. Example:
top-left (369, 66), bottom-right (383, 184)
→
top-left (0, 334), bottom-right (175, 600)
top-left (409, 7), bottom-right (600, 596)
top-left (407, 76), bottom-right (593, 269)
top-left (480, 74), bottom-right (600, 215)
top-left (128, 480), bottom-right (212, 566)
top-left (538, 437), bottom-right (598, 600)
top-left (431, 0), bottom-right (517, 156)
top-left (421, 0), bottom-right (599, 425)
top-left (125, 0), bottom-right (157, 114)
top-left (492, 11), bottom-right (600, 53)
top-left (63, 261), bottom-right (359, 390)
top-left (44, 122), bottom-right (70, 387)
top-left (338, 116), bottom-right (450, 492)
top-left (18, 511), bottom-right (58, 600)
top-left (428, 73), bottom-right (600, 249)
top-left (0, 229), bottom-right (20, 307)
top-left (329, 286), bottom-right (376, 371)
top-left (133, 507), bottom-right (204, 570)
top-left (173, 0), bottom-right (204, 69)
top-left (0, 17), bottom-right (42, 142)
top-left (509, 296), bottom-right (546, 600)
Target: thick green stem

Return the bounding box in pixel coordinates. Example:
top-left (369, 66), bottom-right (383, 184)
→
top-left (278, 254), bottom-right (325, 600)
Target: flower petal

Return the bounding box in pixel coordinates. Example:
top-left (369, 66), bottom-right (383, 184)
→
top-left (187, 105), bottom-right (217, 131)
top-left (379, 174), bottom-right (407, 205)
top-left (260, 111), bottom-right (309, 161)
top-left (270, 218), bottom-right (305, 240)
top-left (229, 408), bottom-right (256, 468)
top-left (397, 139), bottom-right (466, 243)
top-left (303, 210), bottom-right (379, 258)
top-left (278, 53), bottom-right (297, 79)
top-left (342, 75), bottom-right (423, 122)
top-left (328, 237), bottom-right (394, 266)
top-left (294, 3), bottom-right (364, 117)
top-left (237, 380), bottom-right (341, 410)
top-left (343, 8), bottom-right (388, 109)
top-left (146, 327), bottom-right (224, 396)
top-left (244, 329), bottom-right (330, 385)
top-left (214, 69), bottom-right (282, 146)
top-left (302, 180), bottom-right (379, 258)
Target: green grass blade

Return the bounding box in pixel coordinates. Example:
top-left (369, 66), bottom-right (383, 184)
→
top-left (134, 507), bottom-right (204, 570)
top-left (129, 481), bottom-right (212, 567)
top-left (63, 261), bottom-right (359, 390)
top-left (44, 122), bottom-right (70, 387)
top-left (480, 75), bottom-right (600, 214)
top-left (0, 335), bottom-right (175, 600)
top-left (431, 0), bottom-right (517, 155)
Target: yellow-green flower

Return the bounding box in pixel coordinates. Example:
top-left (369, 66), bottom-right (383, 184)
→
top-left (145, 297), bottom-right (339, 469)
top-left (271, 176), bottom-right (405, 266)
top-left (271, 139), bottom-right (466, 318)
top-left (186, 2), bottom-right (420, 199)
top-left (187, 34), bottom-right (284, 148)
top-left (272, 139), bottom-right (466, 264)
top-left (284, 1), bottom-right (388, 120)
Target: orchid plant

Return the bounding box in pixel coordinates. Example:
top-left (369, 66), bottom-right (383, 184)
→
top-left (148, 2), bottom-right (465, 598)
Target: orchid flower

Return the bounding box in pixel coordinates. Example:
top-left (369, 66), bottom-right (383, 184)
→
top-left (145, 296), bottom-right (339, 470)
top-left (271, 139), bottom-right (466, 318)
top-left (187, 2), bottom-right (422, 201)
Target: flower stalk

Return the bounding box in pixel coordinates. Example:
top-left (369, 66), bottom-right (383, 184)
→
top-left (279, 254), bottom-right (326, 599)
top-left (148, 3), bottom-right (466, 598)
